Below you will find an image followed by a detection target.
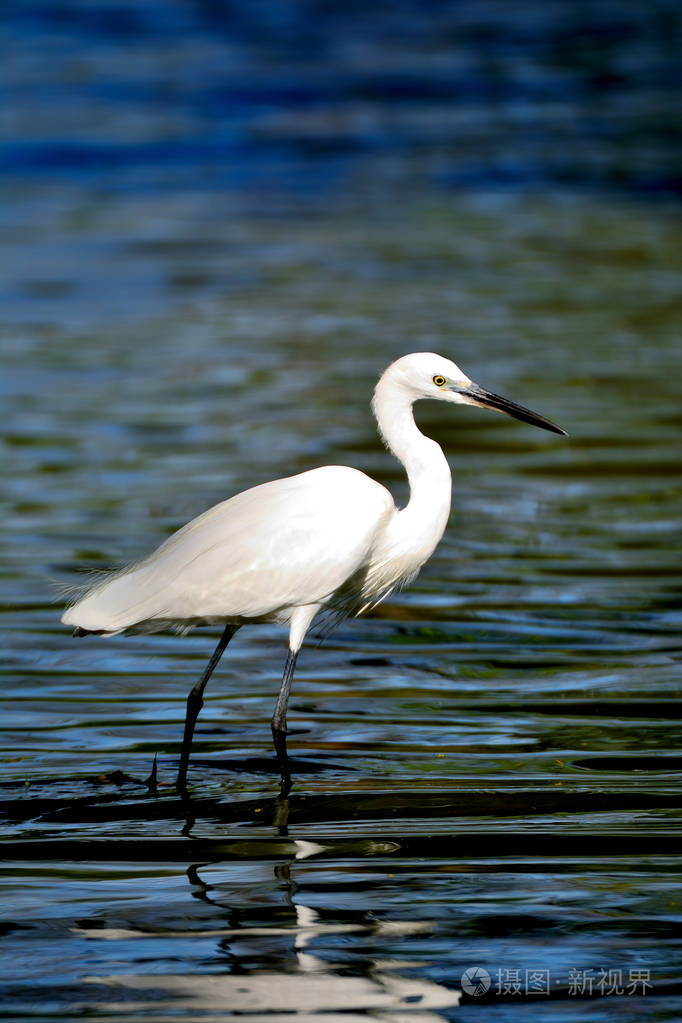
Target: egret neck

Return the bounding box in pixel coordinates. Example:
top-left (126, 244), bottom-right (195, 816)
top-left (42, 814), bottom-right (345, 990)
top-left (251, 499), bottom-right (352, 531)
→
top-left (372, 371), bottom-right (452, 570)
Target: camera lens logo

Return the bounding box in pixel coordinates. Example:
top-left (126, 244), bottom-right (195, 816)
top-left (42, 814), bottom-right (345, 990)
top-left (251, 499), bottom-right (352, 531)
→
top-left (461, 966), bottom-right (491, 997)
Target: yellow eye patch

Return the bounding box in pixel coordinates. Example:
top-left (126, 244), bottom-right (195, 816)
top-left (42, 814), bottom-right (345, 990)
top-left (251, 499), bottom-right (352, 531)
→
top-left (433, 375), bottom-right (446, 387)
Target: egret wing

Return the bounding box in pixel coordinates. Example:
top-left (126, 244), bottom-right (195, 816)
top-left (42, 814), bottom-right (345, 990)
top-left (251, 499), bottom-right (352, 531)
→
top-left (62, 466), bottom-right (394, 633)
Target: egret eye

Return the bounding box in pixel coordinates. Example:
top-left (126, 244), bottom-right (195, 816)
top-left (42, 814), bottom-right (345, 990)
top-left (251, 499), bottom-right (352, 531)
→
top-left (433, 375), bottom-right (446, 387)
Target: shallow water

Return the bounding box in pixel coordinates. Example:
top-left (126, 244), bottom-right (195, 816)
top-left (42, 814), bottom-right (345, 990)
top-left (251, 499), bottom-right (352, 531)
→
top-left (3, 190), bottom-right (681, 1021)
top-left (2, 2), bottom-right (682, 1020)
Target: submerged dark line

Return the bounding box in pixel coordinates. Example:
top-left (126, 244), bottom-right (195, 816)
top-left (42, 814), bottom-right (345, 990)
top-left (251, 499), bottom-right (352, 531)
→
top-left (1, 831), bottom-right (680, 863)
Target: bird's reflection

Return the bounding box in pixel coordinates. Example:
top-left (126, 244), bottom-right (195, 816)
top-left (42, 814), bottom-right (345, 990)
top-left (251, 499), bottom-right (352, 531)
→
top-left (77, 845), bottom-right (460, 1019)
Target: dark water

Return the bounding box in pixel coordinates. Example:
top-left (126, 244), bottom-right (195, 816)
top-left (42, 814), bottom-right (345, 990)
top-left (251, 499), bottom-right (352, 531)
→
top-left (2, 2), bottom-right (682, 1020)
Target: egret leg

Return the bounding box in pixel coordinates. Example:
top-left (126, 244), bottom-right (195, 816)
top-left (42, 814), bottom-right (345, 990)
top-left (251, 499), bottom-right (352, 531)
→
top-left (176, 624), bottom-right (237, 791)
top-left (271, 648), bottom-right (298, 796)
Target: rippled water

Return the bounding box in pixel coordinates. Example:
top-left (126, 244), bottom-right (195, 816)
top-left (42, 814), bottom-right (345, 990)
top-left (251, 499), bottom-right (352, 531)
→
top-left (2, 2), bottom-right (682, 1020)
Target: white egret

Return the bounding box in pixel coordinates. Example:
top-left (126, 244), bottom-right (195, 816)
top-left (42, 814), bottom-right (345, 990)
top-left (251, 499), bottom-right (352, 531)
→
top-left (62, 353), bottom-right (566, 793)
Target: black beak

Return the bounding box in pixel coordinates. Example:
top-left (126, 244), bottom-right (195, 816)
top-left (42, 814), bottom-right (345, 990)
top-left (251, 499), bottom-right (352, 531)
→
top-left (462, 383), bottom-right (567, 436)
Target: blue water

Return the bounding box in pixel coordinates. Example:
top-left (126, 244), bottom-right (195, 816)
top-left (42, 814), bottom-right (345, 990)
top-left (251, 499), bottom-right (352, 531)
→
top-left (4, 0), bottom-right (682, 194)
top-left (2, 2), bottom-right (682, 1020)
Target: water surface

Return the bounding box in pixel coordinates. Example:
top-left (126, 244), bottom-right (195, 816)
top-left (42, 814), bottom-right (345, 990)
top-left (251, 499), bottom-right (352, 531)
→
top-left (2, 2), bottom-right (682, 1019)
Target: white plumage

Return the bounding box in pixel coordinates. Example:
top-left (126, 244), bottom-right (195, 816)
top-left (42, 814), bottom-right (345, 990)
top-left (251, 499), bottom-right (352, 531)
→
top-left (62, 352), bottom-right (565, 792)
top-left (62, 466), bottom-right (394, 634)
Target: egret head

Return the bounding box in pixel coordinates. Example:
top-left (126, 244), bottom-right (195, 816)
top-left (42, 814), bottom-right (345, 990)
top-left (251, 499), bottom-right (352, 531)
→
top-left (381, 352), bottom-right (567, 436)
